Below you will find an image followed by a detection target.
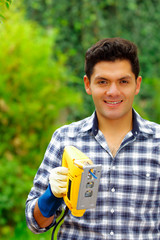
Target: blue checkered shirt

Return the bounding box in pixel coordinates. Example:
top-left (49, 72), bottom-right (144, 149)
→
top-left (26, 109), bottom-right (160, 239)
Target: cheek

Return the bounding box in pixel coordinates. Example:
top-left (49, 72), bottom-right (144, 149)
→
top-left (93, 89), bottom-right (104, 98)
top-left (91, 90), bottom-right (103, 102)
top-left (125, 90), bottom-right (137, 102)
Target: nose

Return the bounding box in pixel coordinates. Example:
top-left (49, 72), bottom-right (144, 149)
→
top-left (106, 83), bottom-right (120, 97)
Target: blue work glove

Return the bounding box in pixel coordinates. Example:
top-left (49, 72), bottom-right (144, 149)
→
top-left (38, 167), bottom-right (68, 218)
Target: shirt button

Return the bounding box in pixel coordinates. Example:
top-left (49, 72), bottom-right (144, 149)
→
top-left (110, 231), bottom-right (114, 236)
top-left (112, 166), bottom-right (116, 170)
top-left (111, 188), bottom-right (115, 192)
top-left (146, 173), bottom-right (150, 177)
top-left (111, 209), bottom-right (114, 213)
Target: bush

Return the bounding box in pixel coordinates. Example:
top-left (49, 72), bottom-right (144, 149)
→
top-left (0, 4), bottom-right (82, 238)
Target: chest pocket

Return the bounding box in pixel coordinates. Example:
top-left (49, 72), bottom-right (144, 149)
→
top-left (130, 169), bottom-right (160, 212)
top-left (132, 170), bottom-right (159, 181)
top-left (132, 169), bottom-right (160, 194)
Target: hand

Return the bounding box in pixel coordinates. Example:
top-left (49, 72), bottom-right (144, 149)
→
top-left (49, 167), bottom-right (68, 198)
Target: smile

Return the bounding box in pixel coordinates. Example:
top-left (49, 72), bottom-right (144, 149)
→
top-left (104, 100), bottom-right (123, 105)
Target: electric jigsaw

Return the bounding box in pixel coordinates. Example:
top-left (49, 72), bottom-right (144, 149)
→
top-left (62, 146), bottom-right (102, 217)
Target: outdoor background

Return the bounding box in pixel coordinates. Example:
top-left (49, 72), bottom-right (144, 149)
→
top-left (0, 0), bottom-right (160, 239)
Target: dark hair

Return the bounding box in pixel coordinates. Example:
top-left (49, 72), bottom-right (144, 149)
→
top-left (85, 37), bottom-right (140, 80)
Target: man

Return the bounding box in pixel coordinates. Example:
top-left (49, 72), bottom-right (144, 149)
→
top-left (26, 37), bottom-right (160, 239)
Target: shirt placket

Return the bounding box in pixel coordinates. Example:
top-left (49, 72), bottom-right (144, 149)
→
top-left (111, 134), bottom-right (138, 238)
top-left (95, 131), bottom-right (137, 238)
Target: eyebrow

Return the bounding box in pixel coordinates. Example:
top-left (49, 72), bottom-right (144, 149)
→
top-left (95, 75), bottom-right (133, 81)
top-left (95, 76), bottom-right (108, 80)
top-left (119, 75), bottom-right (133, 80)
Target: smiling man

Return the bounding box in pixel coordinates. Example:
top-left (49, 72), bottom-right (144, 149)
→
top-left (26, 38), bottom-right (160, 239)
top-left (84, 60), bottom-right (141, 122)
top-left (84, 58), bottom-right (142, 157)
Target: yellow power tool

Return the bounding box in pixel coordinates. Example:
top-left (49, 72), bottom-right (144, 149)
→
top-left (62, 146), bottom-right (102, 217)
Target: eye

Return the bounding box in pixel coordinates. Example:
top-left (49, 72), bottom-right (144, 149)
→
top-left (98, 80), bottom-right (108, 85)
top-left (120, 80), bottom-right (128, 84)
top-left (99, 80), bottom-right (106, 84)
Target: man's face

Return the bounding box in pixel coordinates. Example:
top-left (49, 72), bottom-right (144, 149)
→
top-left (84, 60), bottom-right (141, 122)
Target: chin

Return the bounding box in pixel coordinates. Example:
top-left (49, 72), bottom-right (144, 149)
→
top-left (102, 112), bottom-right (126, 121)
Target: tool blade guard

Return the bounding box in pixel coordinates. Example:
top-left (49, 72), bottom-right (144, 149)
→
top-left (62, 146), bottom-right (102, 217)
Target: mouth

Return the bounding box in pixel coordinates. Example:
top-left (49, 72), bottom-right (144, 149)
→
top-left (104, 100), bottom-right (123, 105)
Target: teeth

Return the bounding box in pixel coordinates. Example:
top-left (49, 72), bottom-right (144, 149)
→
top-left (105, 100), bottom-right (122, 104)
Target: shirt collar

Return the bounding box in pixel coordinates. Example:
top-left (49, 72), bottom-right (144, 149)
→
top-left (91, 109), bottom-right (154, 137)
top-left (132, 109), bottom-right (140, 137)
top-left (92, 112), bottom-right (99, 136)
top-left (79, 112), bottom-right (95, 134)
top-left (133, 109), bottom-right (155, 136)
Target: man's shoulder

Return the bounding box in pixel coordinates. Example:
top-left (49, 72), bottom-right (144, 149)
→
top-left (144, 118), bottom-right (160, 129)
top-left (136, 111), bottom-right (160, 138)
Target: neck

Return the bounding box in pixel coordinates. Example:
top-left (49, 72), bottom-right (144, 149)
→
top-left (97, 111), bottom-right (133, 136)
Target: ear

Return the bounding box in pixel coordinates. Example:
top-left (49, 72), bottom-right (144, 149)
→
top-left (135, 76), bottom-right (142, 95)
top-left (84, 75), bottom-right (92, 95)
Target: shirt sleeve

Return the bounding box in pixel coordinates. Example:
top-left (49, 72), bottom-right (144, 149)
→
top-left (25, 128), bottom-right (65, 233)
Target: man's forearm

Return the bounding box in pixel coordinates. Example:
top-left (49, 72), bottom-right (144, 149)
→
top-left (33, 201), bottom-right (54, 228)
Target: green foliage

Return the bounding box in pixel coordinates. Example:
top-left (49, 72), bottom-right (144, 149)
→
top-left (1, 1), bottom-right (160, 239)
top-left (0, 0), bottom-right (12, 19)
top-left (0, 0), bottom-right (12, 7)
top-left (24, 0), bottom-right (160, 122)
top-left (0, 4), bottom-right (82, 239)
top-left (10, 220), bottom-right (51, 240)
top-left (134, 78), bottom-right (160, 123)
top-left (23, 0), bottom-right (160, 78)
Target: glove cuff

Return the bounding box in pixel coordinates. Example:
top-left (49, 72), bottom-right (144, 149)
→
top-left (38, 184), bottom-right (63, 218)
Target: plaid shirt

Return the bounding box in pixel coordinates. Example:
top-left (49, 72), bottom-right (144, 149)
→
top-left (26, 109), bottom-right (160, 240)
